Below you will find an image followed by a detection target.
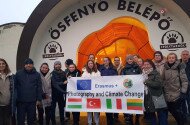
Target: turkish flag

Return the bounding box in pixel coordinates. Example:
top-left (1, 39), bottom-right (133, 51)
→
top-left (87, 98), bottom-right (101, 109)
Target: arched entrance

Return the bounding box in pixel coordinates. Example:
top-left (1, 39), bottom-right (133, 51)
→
top-left (77, 17), bottom-right (155, 70)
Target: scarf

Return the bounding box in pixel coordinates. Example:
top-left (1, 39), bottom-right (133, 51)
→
top-left (142, 68), bottom-right (153, 95)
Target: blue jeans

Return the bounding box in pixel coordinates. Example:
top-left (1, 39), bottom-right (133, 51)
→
top-left (150, 110), bottom-right (168, 125)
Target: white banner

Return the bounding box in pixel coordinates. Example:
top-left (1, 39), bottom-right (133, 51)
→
top-left (65, 75), bottom-right (144, 114)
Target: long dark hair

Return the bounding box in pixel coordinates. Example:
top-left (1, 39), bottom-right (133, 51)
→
top-left (68, 63), bottom-right (77, 71)
top-left (40, 63), bottom-right (50, 73)
top-left (85, 60), bottom-right (98, 73)
top-left (144, 59), bottom-right (156, 70)
top-left (0, 58), bottom-right (11, 75)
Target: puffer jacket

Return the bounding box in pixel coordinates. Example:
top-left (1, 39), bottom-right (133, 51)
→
top-left (99, 66), bottom-right (118, 76)
top-left (51, 69), bottom-right (67, 96)
top-left (15, 68), bottom-right (42, 102)
top-left (186, 58), bottom-right (190, 82)
top-left (162, 60), bottom-right (188, 102)
top-left (67, 69), bottom-right (81, 78)
top-left (121, 62), bottom-right (142, 75)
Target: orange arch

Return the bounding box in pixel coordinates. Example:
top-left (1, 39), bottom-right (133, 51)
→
top-left (77, 17), bottom-right (155, 70)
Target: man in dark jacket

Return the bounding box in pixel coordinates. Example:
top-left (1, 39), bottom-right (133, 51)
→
top-left (51, 61), bottom-right (67, 125)
top-left (181, 50), bottom-right (190, 117)
top-left (15, 58), bottom-right (42, 125)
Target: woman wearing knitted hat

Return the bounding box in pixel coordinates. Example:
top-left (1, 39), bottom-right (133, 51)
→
top-left (51, 61), bottom-right (67, 125)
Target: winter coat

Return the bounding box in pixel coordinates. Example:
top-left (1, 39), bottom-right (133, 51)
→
top-left (40, 72), bottom-right (52, 107)
top-left (144, 70), bottom-right (165, 112)
top-left (51, 69), bottom-right (67, 96)
top-left (121, 63), bottom-right (142, 75)
top-left (67, 69), bottom-right (81, 78)
top-left (145, 70), bottom-right (163, 96)
top-left (0, 72), bottom-right (16, 115)
top-left (15, 68), bottom-right (42, 102)
top-left (162, 60), bottom-right (188, 102)
top-left (82, 63), bottom-right (102, 73)
top-left (82, 70), bottom-right (101, 77)
top-left (99, 66), bottom-right (118, 76)
top-left (186, 59), bottom-right (190, 82)
top-left (0, 72), bottom-right (13, 105)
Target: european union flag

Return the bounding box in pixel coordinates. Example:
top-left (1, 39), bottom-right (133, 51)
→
top-left (77, 79), bottom-right (91, 90)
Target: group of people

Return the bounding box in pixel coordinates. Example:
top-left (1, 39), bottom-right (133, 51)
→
top-left (0, 50), bottom-right (190, 125)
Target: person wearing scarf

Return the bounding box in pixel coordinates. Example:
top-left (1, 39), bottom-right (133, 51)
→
top-left (37, 63), bottom-right (52, 125)
top-left (163, 53), bottom-right (188, 125)
top-left (51, 61), bottom-right (67, 125)
top-left (143, 59), bottom-right (168, 125)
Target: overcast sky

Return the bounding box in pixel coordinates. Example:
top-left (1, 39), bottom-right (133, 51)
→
top-left (0, 0), bottom-right (41, 25)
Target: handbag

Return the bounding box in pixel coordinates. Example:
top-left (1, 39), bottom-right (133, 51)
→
top-left (152, 94), bottom-right (167, 109)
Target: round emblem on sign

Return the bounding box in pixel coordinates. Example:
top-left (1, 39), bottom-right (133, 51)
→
top-left (123, 78), bottom-right (133, 88)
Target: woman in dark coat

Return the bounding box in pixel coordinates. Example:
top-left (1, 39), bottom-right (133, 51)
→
top-left (143, 59), bottom-right (168, 125)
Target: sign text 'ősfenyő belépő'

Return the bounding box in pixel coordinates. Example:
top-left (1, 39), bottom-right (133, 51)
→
top-left (66, 75), bottom-right (144, 114)
top-left (49, 0), bottom-right (173, 40)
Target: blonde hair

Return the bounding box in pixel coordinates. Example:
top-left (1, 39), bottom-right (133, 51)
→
top-left (167, 53), bottom-right (178, 61)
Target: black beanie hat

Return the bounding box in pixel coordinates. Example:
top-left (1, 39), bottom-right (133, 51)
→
top-left (24, 58), bottom-right (34, 65)
top-left (65, 59), bottom-right (73, 66)
top-left (154, 51), bottom-right (163, 60)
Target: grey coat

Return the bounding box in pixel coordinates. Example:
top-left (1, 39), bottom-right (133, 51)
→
top-left (40, 72), bottom-right (52, 107)
top-left (162, 60), bottom-right (188, 102)
top-left (0, 73), bottom-right (12, 105)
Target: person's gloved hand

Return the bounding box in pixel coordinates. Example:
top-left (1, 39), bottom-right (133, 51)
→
top-left (180, 92), bottom-right (186, 100)
top-left (42, 93), bottom-right (46, 99)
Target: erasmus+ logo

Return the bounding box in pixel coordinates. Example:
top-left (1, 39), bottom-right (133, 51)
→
top-left (77, 79), bottom-right (91, 90)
